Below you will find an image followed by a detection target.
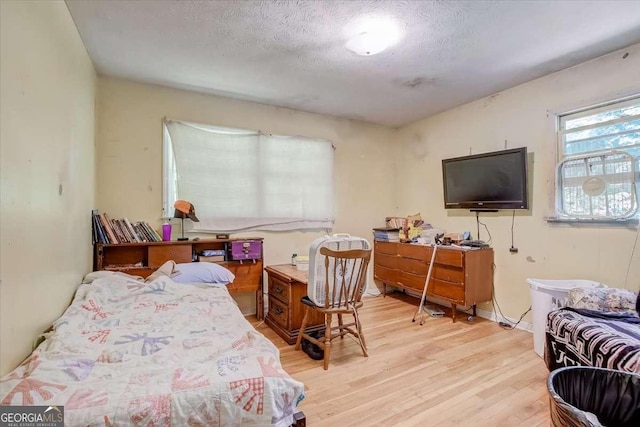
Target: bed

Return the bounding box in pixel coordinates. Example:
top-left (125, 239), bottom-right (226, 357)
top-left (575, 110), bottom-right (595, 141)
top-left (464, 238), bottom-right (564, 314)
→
top-left (545, 308), bottom-right (640, 374)
top-left (545, 287), bottom-right (640, 374)
top-left (0, 272), bottom-right (305, 426)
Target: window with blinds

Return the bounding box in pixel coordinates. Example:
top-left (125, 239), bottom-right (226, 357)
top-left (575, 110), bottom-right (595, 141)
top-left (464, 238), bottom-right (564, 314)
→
top-left (557, 96), bottom-right (640, 219)
top-left (163, 119), bottom-right (335, 232)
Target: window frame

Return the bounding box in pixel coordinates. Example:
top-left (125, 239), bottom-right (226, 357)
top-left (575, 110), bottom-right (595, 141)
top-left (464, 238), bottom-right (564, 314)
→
top-left (553, 94), bottom-right (640, 224)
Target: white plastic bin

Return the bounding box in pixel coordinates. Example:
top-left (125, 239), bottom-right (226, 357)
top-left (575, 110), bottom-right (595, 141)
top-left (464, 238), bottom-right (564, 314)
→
top-left (526, 278), bottom-right (606, 358)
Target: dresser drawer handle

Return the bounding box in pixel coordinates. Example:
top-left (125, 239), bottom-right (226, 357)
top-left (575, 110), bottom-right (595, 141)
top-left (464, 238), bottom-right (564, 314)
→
top-left (275, 286), bottom-right (283, 294)
top-left (274, 307), bottom-right (283, 315)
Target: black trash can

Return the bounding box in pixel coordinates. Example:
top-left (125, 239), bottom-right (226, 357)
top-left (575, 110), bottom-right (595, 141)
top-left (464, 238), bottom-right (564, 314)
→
top-left (547, 366), bottom-right (640, 427)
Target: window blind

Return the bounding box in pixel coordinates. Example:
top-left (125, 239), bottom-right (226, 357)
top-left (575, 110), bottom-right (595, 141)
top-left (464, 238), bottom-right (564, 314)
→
top-left (163, 119), bottom-right (335, 232)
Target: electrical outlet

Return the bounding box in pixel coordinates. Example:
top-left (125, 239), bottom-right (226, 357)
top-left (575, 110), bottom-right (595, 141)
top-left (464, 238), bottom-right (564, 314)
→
top-left (509, 247), bottom-right (519, 253)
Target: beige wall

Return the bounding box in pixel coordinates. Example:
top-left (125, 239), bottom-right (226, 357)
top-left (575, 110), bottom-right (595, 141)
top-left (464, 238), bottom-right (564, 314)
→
top-left (4, 4), bottom-right (636, 376)
top-left (395, 43), bottom-right (640, 323)
top-left (96, 77), bottom-right (397, 313)
top-left (0, 1), bottom-right (96, 374)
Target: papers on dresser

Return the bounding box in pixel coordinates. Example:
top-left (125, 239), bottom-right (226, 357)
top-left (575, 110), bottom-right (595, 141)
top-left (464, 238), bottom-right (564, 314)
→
top-left (373, 227), bottom-right (400, 242)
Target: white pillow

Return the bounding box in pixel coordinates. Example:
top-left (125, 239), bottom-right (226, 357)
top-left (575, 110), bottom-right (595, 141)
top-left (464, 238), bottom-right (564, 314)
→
top-left (172, 262), bottom-right (235, 285)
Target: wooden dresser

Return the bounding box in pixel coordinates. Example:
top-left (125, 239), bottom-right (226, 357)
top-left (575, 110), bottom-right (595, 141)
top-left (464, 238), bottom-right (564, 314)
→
top-left (264, 264), bottom-right (325, 344)
top-left (93, 239), bottom-right (264, 319)
top-left (373, 241), bottom-right (493, 322)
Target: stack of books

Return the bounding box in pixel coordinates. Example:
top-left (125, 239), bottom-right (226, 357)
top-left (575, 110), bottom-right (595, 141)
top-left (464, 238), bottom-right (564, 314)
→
top-left (92, 210), bottom-right (163, 244)
top-left (373, 227), bottom-right (400, 242)
top-left (385, 217), bottom-right (406, 229)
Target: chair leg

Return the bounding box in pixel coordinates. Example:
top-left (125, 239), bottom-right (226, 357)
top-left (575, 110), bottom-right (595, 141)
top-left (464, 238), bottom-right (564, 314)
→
top-left (295, 307), bottom-right (310, 351)
top-left (354, 309), bottom-right (368, 357)
top-left (323, 313), bottom-right (332, 370)
top-left (338, 313), bottom-right (344, 339)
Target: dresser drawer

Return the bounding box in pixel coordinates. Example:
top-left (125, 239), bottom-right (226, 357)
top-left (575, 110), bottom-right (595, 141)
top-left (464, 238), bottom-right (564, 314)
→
top-left (432, 264), bottom-right (464, 284)
top-left (398, 244), bottom-right (430, 261)
top-left (428, 279), bottom-right (465, 304)
top-left (375, 241), bottom-right (398, 255)
top-left (374, 265), bottom-right (398, 283)
top-left (397, 257), bottom-right (428, 275)
top-left (374, 253), bottom-right (398, 269)
top-left (269, 275), bottom-right (290, 304)
top-left (268, 296), bottom-right (289, 329)
top-left (434, 249), bottom-right (463, 268)
top-left (148, 244), bottom-right (192, 266)
top-left (398, 271), bottom-right (426, 292)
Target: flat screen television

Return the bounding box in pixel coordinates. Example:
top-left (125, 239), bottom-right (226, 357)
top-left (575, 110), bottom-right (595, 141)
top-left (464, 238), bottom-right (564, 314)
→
top-left (442, 147), bottom-right (528, 210)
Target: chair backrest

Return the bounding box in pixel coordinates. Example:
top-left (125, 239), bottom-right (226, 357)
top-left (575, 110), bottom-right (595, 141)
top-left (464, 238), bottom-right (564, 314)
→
top-left (319, 247), bottom-right (371, 309)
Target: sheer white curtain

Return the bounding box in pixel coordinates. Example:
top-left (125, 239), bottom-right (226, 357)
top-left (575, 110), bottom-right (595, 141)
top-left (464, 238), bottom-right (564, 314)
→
top-left (163, 119), bottom-right (335, 232)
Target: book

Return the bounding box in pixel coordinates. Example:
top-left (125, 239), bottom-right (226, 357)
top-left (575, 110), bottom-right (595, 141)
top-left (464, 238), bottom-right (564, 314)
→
top-left (200, 249), bottom-right (226, 256)
top-left (134, 223), bottom-right (150, 242)
top-left (90, 211), bottom-right (165, 245)
top-left (94, 213), bottom-right (107, 243)
top-left (199, 255), bottom-right (225, 262)
top-left (120, 219), bottom-right (135, 242)
top-left (91, 210), bottom-right (99, 244)
top-left (373, 227), bottom-right (400, 242)
top-left (110, 218), bottom-right (127, 243)
top-left (92, 211), bottom-right (108, 244)
top-left (123, 218), bottom-right (141, 243)
top-left (100, 213), bottom-right (117, 244)
top-left (142, 221), bottom-right (162, 241)
top-left (144, 222), bottom-right (160, 241)
top-left (147, 223), bottom-right (162, 241)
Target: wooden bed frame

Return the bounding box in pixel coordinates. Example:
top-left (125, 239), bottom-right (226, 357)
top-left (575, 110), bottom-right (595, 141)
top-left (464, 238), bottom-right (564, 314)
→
top-left (292, 411), bottom-right (306, 426)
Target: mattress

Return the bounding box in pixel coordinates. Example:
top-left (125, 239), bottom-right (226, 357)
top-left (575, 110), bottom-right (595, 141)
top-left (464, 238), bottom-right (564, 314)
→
top-left (545, 307), bottom-right (640, 374)
top-left (0, 274), bottom-right (304, 426)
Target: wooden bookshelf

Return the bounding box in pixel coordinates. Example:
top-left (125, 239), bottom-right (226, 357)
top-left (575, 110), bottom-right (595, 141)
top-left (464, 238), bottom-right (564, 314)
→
top-left (93, 238), bottom-right (265, 319)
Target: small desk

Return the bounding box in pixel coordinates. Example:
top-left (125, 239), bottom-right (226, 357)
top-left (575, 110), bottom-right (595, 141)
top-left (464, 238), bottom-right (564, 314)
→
top-left (264, 264), bottom-right (325, 344)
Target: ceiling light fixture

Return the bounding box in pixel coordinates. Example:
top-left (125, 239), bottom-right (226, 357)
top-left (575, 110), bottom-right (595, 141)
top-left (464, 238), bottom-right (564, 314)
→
top-left (345, 16), bottom-right (401, 56)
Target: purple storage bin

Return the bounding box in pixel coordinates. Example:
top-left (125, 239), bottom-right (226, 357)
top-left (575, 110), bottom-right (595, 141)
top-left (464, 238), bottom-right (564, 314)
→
top-left (229, 240), bottom-right (262, 260)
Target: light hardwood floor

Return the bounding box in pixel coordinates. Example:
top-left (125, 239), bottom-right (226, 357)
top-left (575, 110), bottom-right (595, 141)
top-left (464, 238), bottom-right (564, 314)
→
top-left (251, 292), bottom-right (551, 426)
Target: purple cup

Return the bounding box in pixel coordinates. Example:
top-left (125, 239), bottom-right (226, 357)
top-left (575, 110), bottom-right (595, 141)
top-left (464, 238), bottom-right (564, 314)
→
top-left (162, 224), bottom-right (172, 241)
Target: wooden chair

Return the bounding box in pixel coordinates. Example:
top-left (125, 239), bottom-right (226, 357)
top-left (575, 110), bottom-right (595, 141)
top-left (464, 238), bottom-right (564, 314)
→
top-left (295, 247), bottom-right (372, 370)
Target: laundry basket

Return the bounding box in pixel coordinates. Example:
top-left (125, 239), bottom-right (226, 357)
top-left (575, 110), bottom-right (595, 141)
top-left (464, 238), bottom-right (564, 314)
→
top-left (307, 234), bottom-right (371, 306)
top-left (548, 366), bottom-right (640, 426)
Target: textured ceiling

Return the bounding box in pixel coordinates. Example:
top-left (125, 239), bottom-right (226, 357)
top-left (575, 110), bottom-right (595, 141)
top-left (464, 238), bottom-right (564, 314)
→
top-left (66, 0), bottom-right (640, 127)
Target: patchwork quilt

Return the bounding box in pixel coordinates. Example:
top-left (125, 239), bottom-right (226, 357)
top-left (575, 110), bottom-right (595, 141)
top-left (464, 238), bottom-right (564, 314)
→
top-left (0, 275), bottom-right (304, 426)
top-left (545, 307), bottom-right (640, 374)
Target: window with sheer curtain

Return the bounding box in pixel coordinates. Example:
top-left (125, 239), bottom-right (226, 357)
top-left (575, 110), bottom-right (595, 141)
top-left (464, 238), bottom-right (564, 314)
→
top-left (163, 119), bottom-right (335, 232)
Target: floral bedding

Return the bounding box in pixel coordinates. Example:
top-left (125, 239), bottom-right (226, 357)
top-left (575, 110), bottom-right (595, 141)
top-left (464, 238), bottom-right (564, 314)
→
top-left (0, 274), bottom-right (304, 426)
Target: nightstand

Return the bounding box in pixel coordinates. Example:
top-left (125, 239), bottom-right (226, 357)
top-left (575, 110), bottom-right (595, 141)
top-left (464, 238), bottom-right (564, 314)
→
top-left (264, 264), bottom-right (324, 344)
